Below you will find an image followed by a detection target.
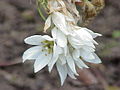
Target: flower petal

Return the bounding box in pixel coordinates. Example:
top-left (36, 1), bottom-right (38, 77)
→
top-left (56, 61), bottom-right (67, 86)
top-left (34, 53), bottom-right (52, 73)
top-left (68, 36), bottom-right (84, 49)
top-left (66, 53), bottom-right (78, 75)
top-left (52, 27), bottom-right (67, 47)
top-left (67, 65), bottom-right (76, 79)
top-left (63, 45), bottom-right (68, 56)
top-left (83, 46), bottom-right (95, 52)
top-left (84, 28), bottom-right (102, 38)
top-left (42, 35), bottom-right (53, 41)
top-left (80, 49), bottom-right (95, 60)
top-left (44, 15), bottom-right (52, 32)
top-left (84, 53), bottom-right (102, 64)
top-left (22, 46), bottom-right (42, 62)
top-left (72, 49), bottom-right (80, 60)
top-left (74, 28), bottom-right (93, 42)
top-left (59, 54), bottom-right (66, 65)
top-left (75, 58), bottom-right (89, 68)
top-left (52, 12), bottom-right (69, 35)
top-left (48, 43), bottom-right (62, 72)
top-left (24, 35), bottom-right (45, 45)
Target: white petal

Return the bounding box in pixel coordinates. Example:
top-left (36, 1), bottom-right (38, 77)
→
top-left (44, 15), bottom-right (52, 32)
top-left (64, 12), bottom-right (75, 23)
top-left (66, 54), bottom-right (78, 75)
top-left (68, 34), bottom-right (94, 49)
top-left (67, 65), bottom-right (76, 79)
top-left (22, 46), bottom-right (42, 62)
top-left (48, 43), bottom-right (62, 72)
top-left (85, 28), bottom-right (102, 38)
top-left (75, 58), bottom-right (89, 68)
top-left (52, 27), bottom-right (67, 47)
top-left (93, 40), bottom-right (98, 45)
top-left (68, 36), bottom-right (84, 47)
top-left (24, 35), bottom-right (45, 45)
top-left (83, 41), bottom-right (95, 48)
top-left (51, 27), bottom-right (57, 39)
top-left (83, 46), bottom-right (95, 52)
top-left (42, 35), bottom-right (53, 41)
top-left (72, 49), bottom-right (80, 60)
top-left (75, 28), bottom-right (93, 42)
top-left (87, 43), bottom-right (96, 48)
top-left (80, 50), bottom-right (95, 60)
top-left (34, 53), bottom-right (52, 73)
top-left (48, 0), bottom-right (60, 10)
top-left (63, 45), bottom-right (68, 56)
top-left (56, 62), bottom-right (67, 86)
top-left (52, 12), bottom-right (69, 35)
top-left (84, 53), bottom-right (102, 64)
top-left (59, 54), bottom-right (66, 65)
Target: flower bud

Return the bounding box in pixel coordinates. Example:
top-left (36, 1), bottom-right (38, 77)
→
top-left (91, 0), bottom-right (105, 12)
top-left (84, 1), bottom-right (97, 19)
top-left (91, 0), bottom-right (104, 7)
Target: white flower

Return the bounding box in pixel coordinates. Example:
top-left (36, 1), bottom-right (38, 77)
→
top-left (73, 49), bottom-right (102, 64)
top-left (44, 0), bottom-right (76, 35)
top-left (68, 27), bottom-right (102, 64)
top-left (56, 60), bottom-right (77, 85)
top-left (55, 54), bottom-right (78, 85)
top-left (23, 25), bottom-right (102, 86)
top-left (22, 27), bottom-right (102, 85)
top-left (22, 34), bottom-right (75, 85)
top-left (44, 12), bottom-right (69, 35)
top-left (44, 0), bottom-right (69, 35)
top-left (22, 30), bottom-right (90, 85)
top-left (68, 27), bottom-right (99, 48)
top-left (22, 0), bottom-right (103, 86)
top-left (22, 35), bottom-right (63, 73)
top-left (22, 34), bottom-right (71, 85)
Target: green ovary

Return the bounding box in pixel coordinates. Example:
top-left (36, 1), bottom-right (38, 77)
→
top-left (41, 40), bottom-right (54, 54)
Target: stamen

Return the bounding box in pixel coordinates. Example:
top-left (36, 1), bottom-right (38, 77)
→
top-left (41, 40), bottom-right (54, 54)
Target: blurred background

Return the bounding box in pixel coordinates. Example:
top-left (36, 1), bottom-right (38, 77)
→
top-left (0, 0), bottom-right (120, 90)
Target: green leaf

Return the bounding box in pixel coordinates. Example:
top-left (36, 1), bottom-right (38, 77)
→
top-left (112, 30), bottom-right (120, 38)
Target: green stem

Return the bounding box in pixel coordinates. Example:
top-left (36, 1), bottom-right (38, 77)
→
top-left (37, 7), bottom-right (46, 21)
top-left (36, 0), bottom-right (47, 21)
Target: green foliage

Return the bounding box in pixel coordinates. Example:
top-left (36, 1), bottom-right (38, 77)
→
top-left (112, 30), bottom-right (120, 38)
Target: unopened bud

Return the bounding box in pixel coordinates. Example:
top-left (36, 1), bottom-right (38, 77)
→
top-left (91, 0), bottom-right (104, 7)
top-left (84, 1), bottom-right (97, 19)
top-left (91, 0), bottom-right (105, 12)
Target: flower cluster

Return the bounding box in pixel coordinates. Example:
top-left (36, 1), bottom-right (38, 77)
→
top-left (23, 0), bottom-right (102, 85)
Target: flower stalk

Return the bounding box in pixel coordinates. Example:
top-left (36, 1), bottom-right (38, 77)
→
top-left (36, 0), bottom-right (48, 21)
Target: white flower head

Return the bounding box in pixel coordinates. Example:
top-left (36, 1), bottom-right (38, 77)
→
top-left (68, 27), bottom-right (102, 64)
top-left (22, 0), bottom-right (102, 86)
top-left (23, 35), bottom-right (63, 72)
top-left (23, 26), bottom-right (102, 85)
top-left (22, 34), bottom-right (69, 85)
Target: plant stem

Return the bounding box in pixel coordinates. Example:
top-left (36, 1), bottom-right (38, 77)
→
top-left (37, 7), bottom-right (46, 21)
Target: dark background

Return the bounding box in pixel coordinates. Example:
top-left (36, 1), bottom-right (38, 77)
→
top-left (0, 0), bottom-right (120, 90)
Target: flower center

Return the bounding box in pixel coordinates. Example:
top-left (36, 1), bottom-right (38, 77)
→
top-left (41, 40), bottom-right (54, 54)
